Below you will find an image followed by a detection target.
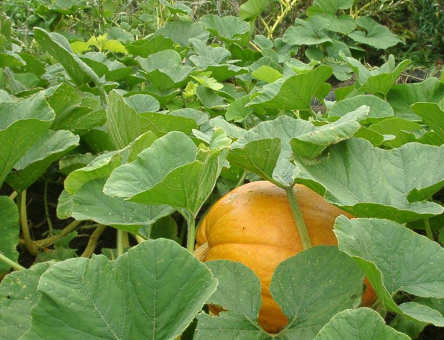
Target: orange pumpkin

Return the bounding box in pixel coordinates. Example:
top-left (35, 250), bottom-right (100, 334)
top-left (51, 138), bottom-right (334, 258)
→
top-left (195, 180), bottom-right (376, 333)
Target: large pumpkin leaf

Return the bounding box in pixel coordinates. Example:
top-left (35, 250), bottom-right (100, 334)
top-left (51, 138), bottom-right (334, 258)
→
top-left (106, 91), bottom-right (197, 149)
top-left (295, 139), bottom-right (444, 222)
top-left (21, 239), bottom-right (217, 340)
top-left (0, 263), bottom-right (51, 340)
top-left (328, 94), bottom-right (394, 122)
top-left (7, 130), bottom-right (79, 190)
top-left (349, 17), bottom-right (402, 50)
top-left (200, 15), bottom-right (250, 43)
top-left (137, 50), bottom-right (193, 90)
top-left (229, 108), bottom-right (367, 188)
top-left (104, 131), bottom-right (227, 217)
top-left (239, 0), bottom-right (270, 20)
top-left (314, 308), bottom-right (410, 340)
top-left (282, 20), bottom-right (332, 46)
top-left (344, 55), bottom-right (410, 96)
top-left (412, 102), bottom-right (444, 144)
top-left (247, 65), bottom-right (333, 112)
top-left (0, 197), bottom-right (19, 275)
top-left (335, 217), bottom-right (444, 326)
top-left (60, 179), bottom-right (173, 232)
top-left (34, 28), bottom-right (100, 86)
top-left (64, 130), bottom-right (158, 195)
top-left (387, 77), bottom-right (444, 121)
top-left (158, 21), bottom-right (209, 47)
top-left (125, 34), bottom-right (174, 57)
top-left (0, 92), bottom-right (54, 187)
top-left (195, 246), bottom-right (363, 339)
top-left (307, 0), bottom-right (354, 14)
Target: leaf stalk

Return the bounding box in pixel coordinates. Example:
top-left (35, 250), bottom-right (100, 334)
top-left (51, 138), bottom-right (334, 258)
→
top-left (285, 186), bottom-right (312, 250)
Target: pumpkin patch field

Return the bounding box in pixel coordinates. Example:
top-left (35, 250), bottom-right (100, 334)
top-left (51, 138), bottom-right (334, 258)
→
top-left (0, 0), bottom-right (443, 339)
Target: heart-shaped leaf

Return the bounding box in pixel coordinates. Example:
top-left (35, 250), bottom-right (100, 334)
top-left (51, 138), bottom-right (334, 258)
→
top-left (387, 77), bottom-right (444, 121)
top-left (335, 216), bottom-right (444, 326)
top-left (0, 91), bottom-right (54, 187)
top-left (295, 139), bottom-right (444, 222)
top-left (60, 179), bottom-right (173, 232)
top-left (0, 263), bottom-right (51, 340)
top-left (247, 65), bottom-right (333, 112)
top-left (34, 28), bottom-right (100, 86)
top-left (314, 308), bottom-right (410, 340)
top-left (7, 130), bottom-right (79, 190)
top-left (229, 108), bottom-right (366, 187)
top-left (21, 239), bottom-right (217, 340)
top-left (349, 17), bottom-right (402, 49)
top-left (412, 102), bottom-right (444, 144)
top-left (200, 15), bottom-right (250, 43)
top-left (104, 131), bottom-right (227, 217)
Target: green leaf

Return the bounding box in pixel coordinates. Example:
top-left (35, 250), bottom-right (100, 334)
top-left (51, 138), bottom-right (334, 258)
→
top-left (314, 308), bottom-right (410, 340)
top-left (328, 95), bottom-right (394, 122)
top-left (308, 14), bottom-right (356, 34)
top-left (225, 95), bottom-right (254, 122)
top-left (368, 117), bottom-right (423, 148)
top-left (34, 28), bottom-right (100, 86)
top-left (200, 15), bottom-right (250, 43)
top-left (61, 179), bottom-right (173, 232)
top-left (252, 65), bottom-right (282, 83)
top-left (21, 239), bottom-right (217, 340)
top-left (344, 56), bottom-right (411, 96)
top-left (283, 20), bottom-right (332, 46)
top-left (0, 197), bottom-right (19, 274)
top-left (389, 78), bottom-right (444, 121)
top-left (196, 246), bottom-right (363, 338)
top-left (0, 263), bottom-right (51, 340)
top-left (335, 217), bottom-right (444, 326)
top-left (412, 102), bottom-right (444, 144)
top-left (229, 109), bottom-right (365, 187)
top-left (104, 132), bottom-right (227, 217)
top-left (248, 65), bottom-right (333, 111)
top-left (158, 21), bottom-right (209, 47)
top-left (291, 106), bottom-right (368, 158)
top-left (46, 83), bottom-right (105, 131)
top-left (239, 0), bottom-right (270, 20)
top-left (125, 34), bottom-right (174, 57)
top-left (295, 139), bottom-right (444, 222)
top-left (0, 92), bottom-right (54, 187)
top-left (307, 0), bottom-right (354, 14)
top-left (349, 17), bottom-right (402, 49)
top-left (189, 38), bottom-right (231, 68)
top-left (7, 130), bottom-right (79, 190)
top-left (137, 49), bottom-right (193, 90)
top-left (106, 91), bottom-right (197, 149)
top-left (124, 93), bottom-right (160, 113)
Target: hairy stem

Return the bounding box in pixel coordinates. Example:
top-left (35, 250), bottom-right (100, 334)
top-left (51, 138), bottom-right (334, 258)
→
top-left (424, 218), bottom-right (434, 240)
top-left (81, 225), bottom-right (106, 258)
top-left (9, 191), bottom-right (17, 200)
top-left (0, 252), bottom-right (25, 271)
top-left (186, 213), bottom-right (197, 253)
top-left (116, 230), bottom-right (126, 257)
top-left (285, 186), bottom-right (312, 250)
top-left (35, 220), bottom-right (81, 248)
top-left (43, 179), bottom-right (54, 235)
top-left (20, 190), bottom-right (38, 256)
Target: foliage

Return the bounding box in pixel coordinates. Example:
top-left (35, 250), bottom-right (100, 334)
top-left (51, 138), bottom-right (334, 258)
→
top-left (0, 0), bottom-right (443, 339)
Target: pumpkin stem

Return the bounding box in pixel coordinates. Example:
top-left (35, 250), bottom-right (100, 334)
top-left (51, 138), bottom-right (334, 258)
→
top-left (285, 186), bottom-right (312, 250)
top-left (185, 213), bottom-right (196, 253)
top-left (194, 242), bottom-right (209, 261)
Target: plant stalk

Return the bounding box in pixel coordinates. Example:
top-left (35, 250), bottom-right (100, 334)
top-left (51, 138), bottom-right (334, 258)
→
top-left (424, 218), bottom-right (434, 240)
top-left (43, 178), bottom-right (54, 235)
top-left (35, 220), bottom-right (81, 248)
top-left (116, 230), bottom-right (126, 257)
top-left (0, 252), bottom-right (25, 271)
top-left (20, 190), bottom-right (38, 256)
top-left (9, 191), bottom-right (17, 200)
top-left (285, 186), bottom-right (312, 250)
top-left (186, 213), bottom-right (196, 253)
top-left (81, 225), bottom-right (106, 258)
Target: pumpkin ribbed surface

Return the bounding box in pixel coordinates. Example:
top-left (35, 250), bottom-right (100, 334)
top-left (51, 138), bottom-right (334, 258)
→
top-left (196, 180), bottom-right (376, 333)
